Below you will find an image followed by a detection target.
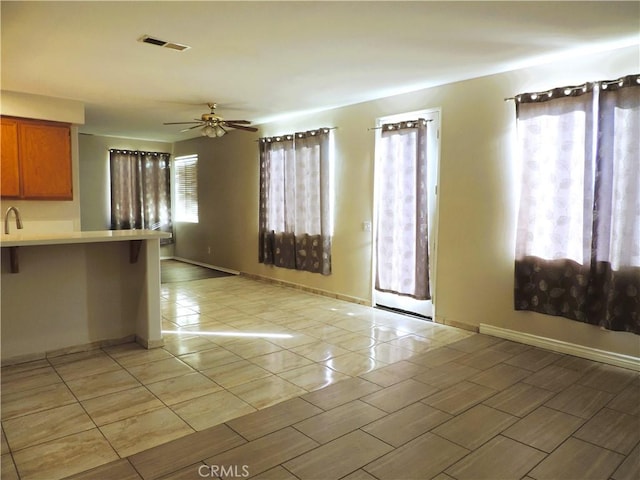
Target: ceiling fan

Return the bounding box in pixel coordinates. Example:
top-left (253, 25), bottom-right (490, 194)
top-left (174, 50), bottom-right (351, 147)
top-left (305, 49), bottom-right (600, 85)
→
top-left (163, 103), bottom-right (258, 137)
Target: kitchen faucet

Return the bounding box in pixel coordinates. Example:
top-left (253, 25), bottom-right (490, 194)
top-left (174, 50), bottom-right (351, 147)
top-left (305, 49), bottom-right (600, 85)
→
top-left (4, 206), bottom-right (24, 234)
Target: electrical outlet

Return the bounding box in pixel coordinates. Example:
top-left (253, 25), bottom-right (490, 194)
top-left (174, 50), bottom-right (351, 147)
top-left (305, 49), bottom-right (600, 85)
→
top-left (362, 221), bottom-right (372, 232)
top-left (207, 246), bottom-right (211, 254)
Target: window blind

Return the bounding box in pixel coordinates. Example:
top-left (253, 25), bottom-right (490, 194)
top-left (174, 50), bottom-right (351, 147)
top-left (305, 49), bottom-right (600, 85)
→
top-left (174, 154), bottom-right (198, 223)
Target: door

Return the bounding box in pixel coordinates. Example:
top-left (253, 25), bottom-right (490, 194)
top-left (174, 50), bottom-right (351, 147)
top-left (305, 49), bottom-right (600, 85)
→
top-left (373, 109), bottom-right (440, 318)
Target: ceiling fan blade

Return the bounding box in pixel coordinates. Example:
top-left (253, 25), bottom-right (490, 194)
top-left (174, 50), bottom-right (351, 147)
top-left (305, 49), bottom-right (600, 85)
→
top-left (180, 124), bottom-right (205, 132)
top-left (164, 121), bottom-right (203, 125)
top-left (222, 120), bottom-right (251, 124)
top-left (225, 123), bottom-right (258, 132)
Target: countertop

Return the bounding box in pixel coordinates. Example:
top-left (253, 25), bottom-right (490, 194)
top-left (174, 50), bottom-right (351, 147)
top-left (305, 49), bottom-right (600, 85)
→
top-left (0, 229), bottom-right (171, 247)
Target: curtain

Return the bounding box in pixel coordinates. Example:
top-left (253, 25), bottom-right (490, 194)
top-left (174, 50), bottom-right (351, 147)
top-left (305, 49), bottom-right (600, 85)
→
top-left (375, 120), bottom-right (431, 300)
top-left (514, 74), bottom-right (640, 334)
top-left (110, 150), bottom-right (173, 244)
top-left (258, 129), bottom-right (332, 275)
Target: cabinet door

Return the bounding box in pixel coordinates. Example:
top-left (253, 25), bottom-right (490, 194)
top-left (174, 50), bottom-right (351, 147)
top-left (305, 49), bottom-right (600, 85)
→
top-left (1, 117), bottom-right (21, 197)
top-left (19, 121), bottom-right (73, 199)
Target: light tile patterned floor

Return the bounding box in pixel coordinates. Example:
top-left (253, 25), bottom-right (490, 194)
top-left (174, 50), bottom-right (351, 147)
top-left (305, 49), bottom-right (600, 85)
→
top-left (1, 274), bottom-right (639, 480)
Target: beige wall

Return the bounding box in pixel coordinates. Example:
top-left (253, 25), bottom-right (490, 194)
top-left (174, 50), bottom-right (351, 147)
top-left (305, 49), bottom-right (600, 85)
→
top-left (1, 90), bottom-right (84, 124)
top-left (172, 131), bottom-right (259, 267)
top-left (0, 91), bottom-right (85, 231)
top-left (172, 45), bottom-right (639, 357)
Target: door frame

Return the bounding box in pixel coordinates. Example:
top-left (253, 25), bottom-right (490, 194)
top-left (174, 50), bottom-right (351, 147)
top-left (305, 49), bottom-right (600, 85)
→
top-left (371, 107), bottom-right (442, 318)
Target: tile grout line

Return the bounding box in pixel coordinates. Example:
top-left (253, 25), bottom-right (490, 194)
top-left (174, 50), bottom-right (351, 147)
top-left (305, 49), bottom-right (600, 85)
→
top-left (53, 356), bottom-right (118, 462)
top-left (4, 275), bottom-right (638, 480)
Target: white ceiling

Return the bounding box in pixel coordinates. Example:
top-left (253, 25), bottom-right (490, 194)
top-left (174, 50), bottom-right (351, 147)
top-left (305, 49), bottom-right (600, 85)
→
top-left (2, 1), bottom-right (638, 142)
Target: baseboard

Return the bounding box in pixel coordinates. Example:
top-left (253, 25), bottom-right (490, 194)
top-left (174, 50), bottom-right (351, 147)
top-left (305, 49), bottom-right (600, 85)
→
top-left (1, 335), bottom-right (136, 367)
top-left (136, 336), bottom-right (165, 349)
top-left (170, 257), bottom-right (240, 275)
top-left (435, 315), bottom-right (479, 333)
top-left (479, 324), bottom-right (640, 372)
top-left (240, 272), bottom-right (370, 306)
top-left (165, 259), bottom-right (370, 306)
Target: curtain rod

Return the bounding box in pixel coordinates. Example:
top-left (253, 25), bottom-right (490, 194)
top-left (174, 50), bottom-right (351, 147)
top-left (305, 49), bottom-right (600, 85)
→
top-left (109, 149), bottom-right (170, 155)
top-left (503, 85), bottom-right (588, 102)
top-left (256, 127), bottom-right (337, 142)
top-left (368, 118), bottom-right (433, 131)
top-left (504, 74), bottom-right (639, 102)
top-left (504, 83), bottom-right (592, 102)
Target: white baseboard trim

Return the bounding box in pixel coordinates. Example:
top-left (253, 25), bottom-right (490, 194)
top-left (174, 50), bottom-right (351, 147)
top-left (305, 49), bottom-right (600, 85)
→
top-left (240, 272), bottom-right (370, 306)
top-left (169, 257), bottom-right (240, 276)
top-left (479, 324), bottom-right (640, 372)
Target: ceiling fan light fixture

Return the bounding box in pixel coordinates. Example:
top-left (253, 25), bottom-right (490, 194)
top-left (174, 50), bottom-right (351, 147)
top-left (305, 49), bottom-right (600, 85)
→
top-left (202, 125), bottom-right (215, 137)
top-left (214, 125), bottom-right (226, 137)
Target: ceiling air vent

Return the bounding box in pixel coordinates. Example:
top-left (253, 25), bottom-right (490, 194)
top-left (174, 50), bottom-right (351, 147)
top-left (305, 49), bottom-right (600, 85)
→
top-left (164, 42), bottom-right (190, 51)
top-left (139, 35), bottom-right (190, 52)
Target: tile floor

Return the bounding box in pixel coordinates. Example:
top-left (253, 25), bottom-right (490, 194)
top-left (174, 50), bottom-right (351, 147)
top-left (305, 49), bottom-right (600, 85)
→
top-left (1, 275), bottom-right (638, 480)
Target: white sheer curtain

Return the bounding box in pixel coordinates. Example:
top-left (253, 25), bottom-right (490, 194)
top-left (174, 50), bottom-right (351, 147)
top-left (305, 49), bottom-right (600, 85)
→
top-left (264, 138), bottom-right (291, 234)
top-left (259, 129), bottom-right (332, 275)
top-left (514, 74), bottom-right (639, 333)
top-left (515, 92), bottom-right (594, 265)
top-left (375, 120), bottom-right (430, 300)
top-left (595, 83), bottom-right (640, 270)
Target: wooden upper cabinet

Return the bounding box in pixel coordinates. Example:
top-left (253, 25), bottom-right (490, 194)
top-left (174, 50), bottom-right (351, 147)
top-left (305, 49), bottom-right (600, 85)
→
top-left (0, 116), bottom-right (73, 200)
top-left (1, 117), bottom-right (20, 197)
top-left (19, 120), bottom-right (72, 199)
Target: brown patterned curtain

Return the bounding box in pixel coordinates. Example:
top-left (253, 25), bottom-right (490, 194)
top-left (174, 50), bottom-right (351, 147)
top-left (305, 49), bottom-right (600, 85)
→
top-left (514, 74), bottom-right (640, 334)
top-left (375, 119), bottom-right (430, 300)
top-left (110, 149), bottom-right (173, 244)
top-left (258, 129), bottom-right (332, 275)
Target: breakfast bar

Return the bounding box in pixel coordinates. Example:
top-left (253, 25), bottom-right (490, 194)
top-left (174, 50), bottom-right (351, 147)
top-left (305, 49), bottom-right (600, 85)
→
top-left (0, 230), bottom-right (170, 363)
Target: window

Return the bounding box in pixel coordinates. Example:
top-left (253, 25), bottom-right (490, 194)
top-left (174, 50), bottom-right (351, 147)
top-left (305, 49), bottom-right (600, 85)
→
top-left (174, 154), bottom-right (198, 223)
top-left (514, 74), bottom-right (639, 333)
top-left (258, 128), bottom-right (333, 275)
top-left (109, 149), bottom-right (172, 243)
